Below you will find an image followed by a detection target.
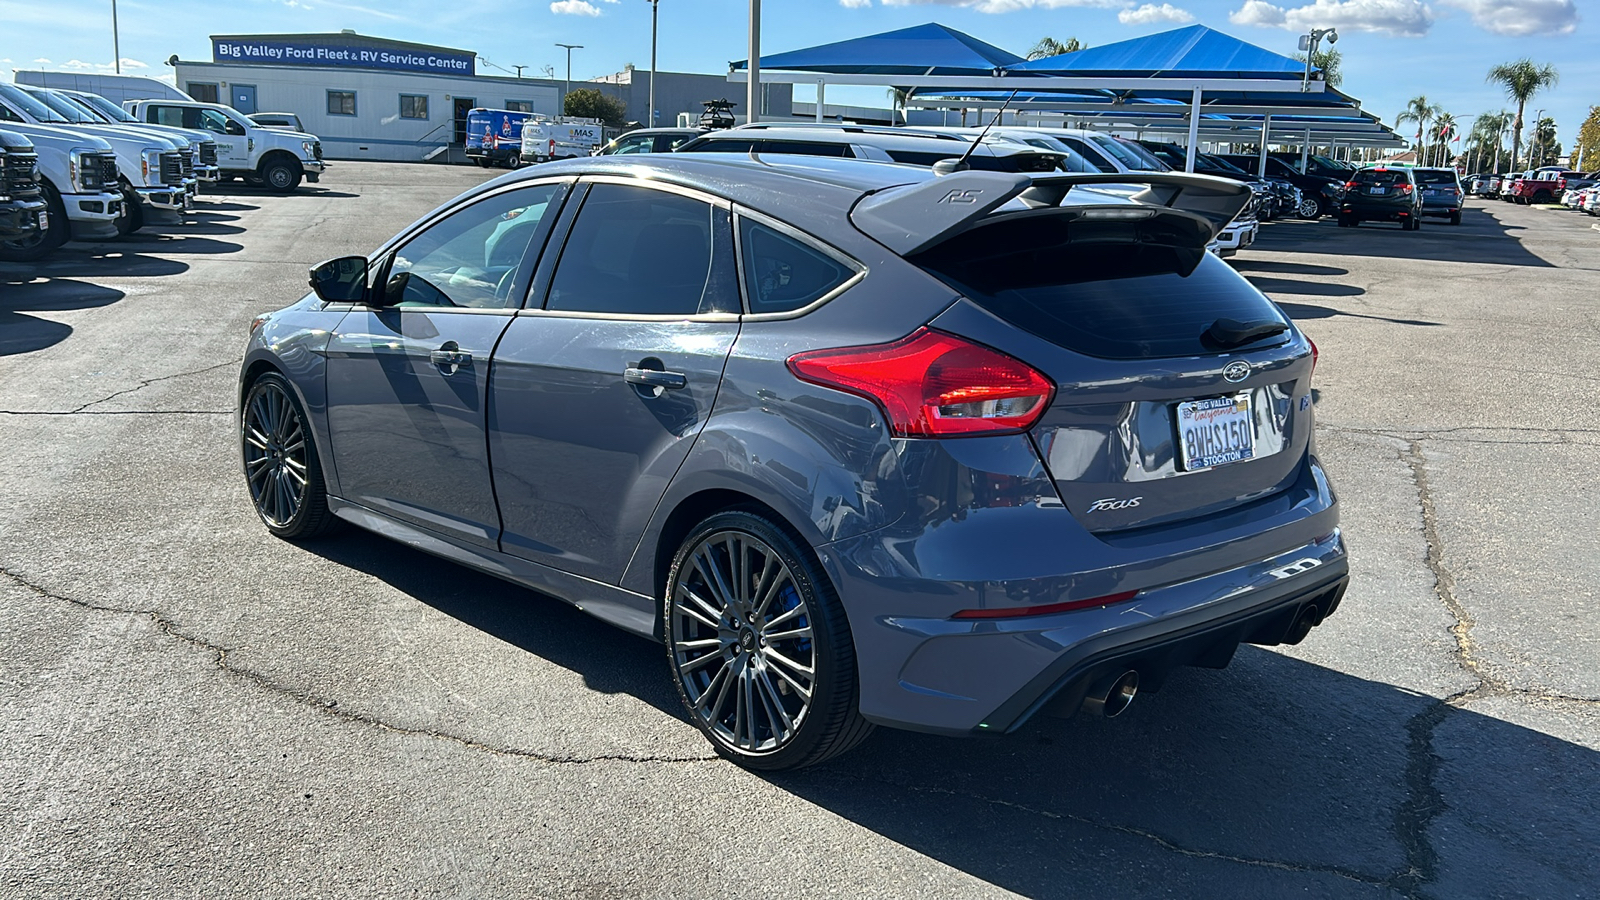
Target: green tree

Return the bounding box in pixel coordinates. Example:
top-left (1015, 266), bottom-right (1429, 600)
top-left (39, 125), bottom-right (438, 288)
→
top-left (1575, 106), bottom-right (1600, 171)
top-left (564, 88), bottom-right (628, 127)
top-left (1486, 59), bottom-right (1559, 171)
top-left (1528, 117), bottom-right (1561, 167)
top-left (1467, 110), bottom-right (1513, 172)
top-left (1025, 36), bottom-right (1084, 60)
top-left (1292, 47), bottom-right (1342, 88)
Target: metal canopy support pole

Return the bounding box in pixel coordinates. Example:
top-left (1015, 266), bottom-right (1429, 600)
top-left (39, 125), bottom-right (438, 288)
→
top-left (816, 81), bottom-right (825, 123)
top-left (1184, 86), bottom-right (1202, 173)
top-left (648, 0), bottom-right (659, 127)
top-left (746, 0), bottom-right (760, 125)
top-left (1257, 113), bottom-right (1271, 177)
top-left (1301, 128), bottom-right (1311, 170)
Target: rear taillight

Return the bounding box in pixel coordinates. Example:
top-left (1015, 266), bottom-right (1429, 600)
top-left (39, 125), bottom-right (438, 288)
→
top-left (1310, 339), bottom-right (1319, 376)
top-left (1344, 181), bottom-right (1357, 190)
top-left (787, 328), bottom-right (1055, 438)
top-left (1400, 183), bottom-right (1414, 194)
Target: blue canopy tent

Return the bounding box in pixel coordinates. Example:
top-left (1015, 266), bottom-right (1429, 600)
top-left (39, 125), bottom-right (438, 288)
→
top-left (729, 22), bottom-right (1398, 169)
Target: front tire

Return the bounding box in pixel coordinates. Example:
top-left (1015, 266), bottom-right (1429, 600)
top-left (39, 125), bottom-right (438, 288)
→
top-left (241, 372), bottom-right (340, 540)
top-left (260, 158), bottom-right (302, 193)
top-left (1297, 195), bottom-right (1322, 218)
top-left (115, 184), bottom-right (143, 237)
top-left (665, 510), bottom-right (872, 770)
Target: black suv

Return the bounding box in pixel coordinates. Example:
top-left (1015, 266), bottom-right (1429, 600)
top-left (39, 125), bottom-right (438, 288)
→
top-left (1338, 166), bottom-right (1425, 230)
top-left (1218, 154), bottom-right (1344, 219)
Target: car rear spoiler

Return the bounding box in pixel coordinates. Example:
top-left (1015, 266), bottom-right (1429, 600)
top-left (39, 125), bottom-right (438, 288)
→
top-left (850, 170), bottom-right (1252, 256)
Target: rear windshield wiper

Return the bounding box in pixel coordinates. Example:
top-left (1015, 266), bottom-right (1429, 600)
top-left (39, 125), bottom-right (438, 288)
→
top-left (1205, 317), bottom-right (1288, 349)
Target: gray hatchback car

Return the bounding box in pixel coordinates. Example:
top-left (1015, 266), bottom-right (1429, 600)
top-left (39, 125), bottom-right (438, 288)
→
top-left (239, 155), bottom-right (1347, 769)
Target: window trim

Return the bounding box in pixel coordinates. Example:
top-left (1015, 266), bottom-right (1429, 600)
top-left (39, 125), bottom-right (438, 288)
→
top-left (520, 176), bottom-right (741, 323)
top-left (399, 93), bottom-right (428, 120)
top-left (731, 204), bottom-right (865, 320)
top-left (504, 100), bottom-right (533, 113)
top-left (326, 90), bottom-right (357, 117)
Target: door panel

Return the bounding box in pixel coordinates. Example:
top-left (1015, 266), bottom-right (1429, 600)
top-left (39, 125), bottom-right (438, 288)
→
top-left (326, 311), bottom-right (513, 547)
top-left (489, 318), bottom-right (738, 578)
top-left (232, 85), bottom-right (257, 115)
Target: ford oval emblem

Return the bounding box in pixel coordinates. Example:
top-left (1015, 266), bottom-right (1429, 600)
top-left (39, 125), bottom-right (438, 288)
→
top-left (1222, 361), bottom-right (1251, 383)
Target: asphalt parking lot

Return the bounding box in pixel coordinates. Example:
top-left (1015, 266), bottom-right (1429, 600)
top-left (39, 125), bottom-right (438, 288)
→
top-left (2, 163), bottom-right (1596, 899)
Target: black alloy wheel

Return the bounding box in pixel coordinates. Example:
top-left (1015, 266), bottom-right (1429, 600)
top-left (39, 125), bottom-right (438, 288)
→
top-left (241, 373), bottom-right (339, 539)
top-left (665, 510), bottom-right (872, 770)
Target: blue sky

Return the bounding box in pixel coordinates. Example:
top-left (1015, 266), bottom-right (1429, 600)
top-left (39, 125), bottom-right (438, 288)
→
top-left (2, 0), bottom-right (1592, 153)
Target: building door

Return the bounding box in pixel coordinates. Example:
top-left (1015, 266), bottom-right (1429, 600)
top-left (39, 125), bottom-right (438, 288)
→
top-left (231, 84), bottom-right (257, 115)
top-left (453, 98), bottom-right (475, 145)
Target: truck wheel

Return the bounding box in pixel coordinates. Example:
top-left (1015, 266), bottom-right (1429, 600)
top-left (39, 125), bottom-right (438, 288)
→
top-left (260, 159), bottom-right (302, 193)
top-left (505, 154), bottom-right (521, 170)
top-left (116, 185), bottom-right (143, 237)
top-left (0, 182), bottom-right (69, 262)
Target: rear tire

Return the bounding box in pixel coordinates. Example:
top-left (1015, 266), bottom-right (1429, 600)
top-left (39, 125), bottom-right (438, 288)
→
top-left (241, 372), bottom-right (341, 540)
top-left (1450, 211), bottom-right (1461, 226)
top-left (0, 181), bottom-right (68, 261)
top-left (664, 509), bottom-right (873, 770)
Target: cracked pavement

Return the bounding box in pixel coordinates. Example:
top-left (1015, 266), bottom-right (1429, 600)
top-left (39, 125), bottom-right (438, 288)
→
top-left (2, 168), bottom-right (1596, 898)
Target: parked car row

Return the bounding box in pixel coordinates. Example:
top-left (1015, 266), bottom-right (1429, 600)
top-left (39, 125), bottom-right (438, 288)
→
top-left (1558, 180), bottom-right (1600, 216)
top-left (1336, 165), bottom-right (1463, 229)
top-left (0, 84), bottom-right (325, 262)
top-left (1467, 167), bottom-right (1591, 205)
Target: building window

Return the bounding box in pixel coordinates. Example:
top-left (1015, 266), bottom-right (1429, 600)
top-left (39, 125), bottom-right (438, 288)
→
top-left (400, 94), bottom-right (429, 120)
top-left (187, 83), bottom-right (220, 104)
top-left (505, 100), bottom-right (532, 113)
top-left (327, 91), bottom-right (357, 116)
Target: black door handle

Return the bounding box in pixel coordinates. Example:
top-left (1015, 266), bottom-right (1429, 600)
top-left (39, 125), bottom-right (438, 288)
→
top-left (624, 367), bottom-right (687, 390)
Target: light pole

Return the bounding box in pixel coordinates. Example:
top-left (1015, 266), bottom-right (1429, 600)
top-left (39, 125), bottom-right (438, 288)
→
top-left (112, 0), bottom-right (121, 74)
top-left (556, 43), bottom-right (583, 119)
top-left (1530, 107), bottom-right (1545, 167)
top-left (647, 0), bottom-right (659, 127)
top-left (746, 0), bottom-right (760, 124)
top-left (1297, 27), bottom-right (1337, 93)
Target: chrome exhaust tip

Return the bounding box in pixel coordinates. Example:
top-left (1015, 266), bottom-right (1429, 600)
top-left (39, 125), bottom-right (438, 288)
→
top-left (1082, 670), bottom-right (1140, 719)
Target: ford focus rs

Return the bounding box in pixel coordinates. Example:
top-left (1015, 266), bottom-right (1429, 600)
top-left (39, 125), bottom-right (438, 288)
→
top-left (239, 155), bottom-right (1347, 769)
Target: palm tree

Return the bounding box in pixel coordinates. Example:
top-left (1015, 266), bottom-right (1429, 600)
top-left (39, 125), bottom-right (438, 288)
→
top-left (1396, 96), bottom-right (1435, 165)
top-left (1432, 113), bottom-right (1459, 168)
top-left (1486, 59), bottom-right (1559, 171)
top-left (1026, 36), bottom-right (1083, 60)
top-left (885, 87), bottom-right (912, 125)
top-left (1468, 111), bottom-right (1512, 172)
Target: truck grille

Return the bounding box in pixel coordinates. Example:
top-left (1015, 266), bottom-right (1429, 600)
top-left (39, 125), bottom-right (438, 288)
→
top-left (79, 153), bottom-right (118, 192)
top-left (180, 150), bottom-right (195, 178)
top-left (160, 151), bottom-right (185, 186)
top-left (3, 151), bottom-right (42, 200)
top-left (199, 141), bottom-right (218, 166)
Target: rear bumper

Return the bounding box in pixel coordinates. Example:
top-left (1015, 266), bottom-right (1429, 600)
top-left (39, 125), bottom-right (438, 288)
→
top-left (817, 447), bottom-right (1342, 736)
top-left (1340, 201), bottom-right (1417, 221)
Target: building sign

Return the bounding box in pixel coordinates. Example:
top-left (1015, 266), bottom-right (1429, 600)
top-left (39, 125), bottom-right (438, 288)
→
top-left (212, 38), bottom-right (475, 76)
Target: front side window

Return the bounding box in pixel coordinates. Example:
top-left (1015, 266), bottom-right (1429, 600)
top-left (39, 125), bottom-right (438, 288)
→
top-left (400, 94), bottom-right (428, 120)
top-left (546, 184), bottom-right (719, 316)
top-left (327, 91), bottom-right (356, 116)
top-left (383, 184), bottom-right (562, 309)
top-left (739, 220), bottom-right (855, 314)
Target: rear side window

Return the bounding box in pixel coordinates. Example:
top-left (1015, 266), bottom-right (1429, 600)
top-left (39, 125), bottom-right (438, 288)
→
top-left (681, 138), bottom-right (753, 153)
top-left (546, 184), bottom-right (725, 316)
top-left (738, 219), bottom-right (856, 314)
top-left (912, 217), bottom-right (1288, 360)
top-left (1353, 169), bottom-right (1409, 186)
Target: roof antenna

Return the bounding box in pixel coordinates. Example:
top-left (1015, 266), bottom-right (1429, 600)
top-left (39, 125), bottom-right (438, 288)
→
top-left (934, 89), bottom-right (1019, 176)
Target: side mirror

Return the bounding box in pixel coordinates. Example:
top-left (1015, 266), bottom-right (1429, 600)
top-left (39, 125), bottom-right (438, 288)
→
top-left (309, 256), bottom-right (369, 303)
top-left (226, 120), bottom-right (246, 136)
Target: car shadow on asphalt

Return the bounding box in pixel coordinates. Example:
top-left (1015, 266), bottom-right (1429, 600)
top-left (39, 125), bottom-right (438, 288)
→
top-left (1275, 301), bottom-right (1444, 328)
top-left (301, 530), bottom-right (1598, 897)
top-left (1243, 275), bottom-right (1365, 297)
top-left (0, 246), bottom-right (191, 279)
top-left (1229, 259), bottom-right (1349, 277)
top-left (1252, 205), bottom-right (1554, 267)
top-left (0, 274), bottom-right (124, 356)
top-left (203, 184), bottom-right (361, 200)
top-left (79, 233), bottom-right (244, 255)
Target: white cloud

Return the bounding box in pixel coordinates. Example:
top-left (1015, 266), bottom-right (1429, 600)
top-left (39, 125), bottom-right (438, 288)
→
top-left (1441, 0), bottom-right (1577, 35)
top-left (840, 0), bottom-right (873, 7)
top-left (550, 0), bottom-right (602, 14)
top-left (1119, 2), bottom-right (1194, 22)
top-left (1229, 0), bottom-right (1434, 36)
top-left (119, 58), bottom-right (148, 70)
top-left (51, 57), bottom-right (152, 74)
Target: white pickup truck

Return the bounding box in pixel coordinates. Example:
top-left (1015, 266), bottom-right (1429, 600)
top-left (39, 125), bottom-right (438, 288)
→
top-left (124, 99), bottom-right (325, 193)
top-left (0, 122), bottom-right (124, 261)
top-left (519, 118), bottom-right (605, 165)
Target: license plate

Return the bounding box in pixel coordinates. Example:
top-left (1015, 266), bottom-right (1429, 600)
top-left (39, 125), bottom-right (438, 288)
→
top-left (37, 210), bottom-right (48, 231)
top-left (1368, 187), bottom-right (1386, 195)
top-left (1177, 394), bottom-right (1256, 471)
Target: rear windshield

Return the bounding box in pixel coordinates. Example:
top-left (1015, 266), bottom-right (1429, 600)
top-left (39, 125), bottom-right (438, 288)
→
top-left (1414, 170), bottom-right (1458, 185)
top-left (912, 215), bottom-right (1289, 360)
top-left (1353, 169), bottom-right (1410, 186)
